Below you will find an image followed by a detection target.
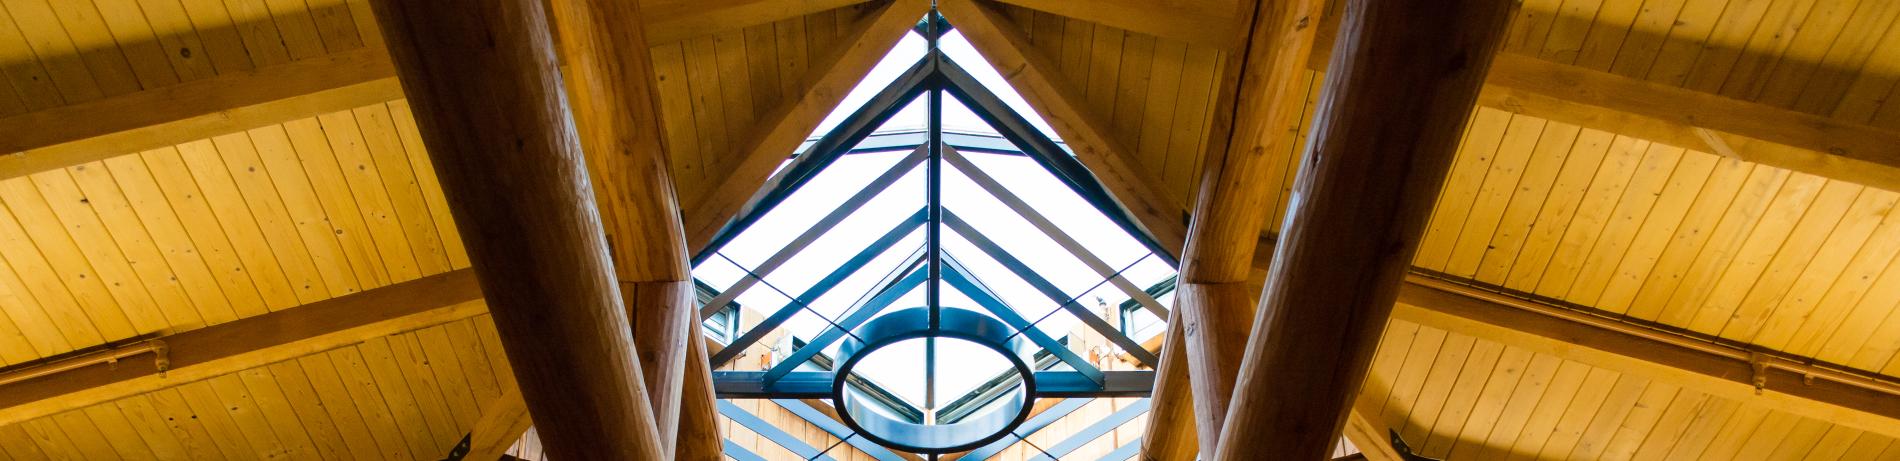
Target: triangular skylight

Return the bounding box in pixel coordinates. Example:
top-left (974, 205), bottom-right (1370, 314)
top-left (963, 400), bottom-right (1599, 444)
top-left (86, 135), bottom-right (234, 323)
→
top-left (695, 10), bottom-right (1176, 457)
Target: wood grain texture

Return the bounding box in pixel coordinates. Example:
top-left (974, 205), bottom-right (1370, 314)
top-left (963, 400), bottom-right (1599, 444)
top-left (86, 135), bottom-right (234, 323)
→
top-left (547, 0), bottom-right (704, 453)
top-left (682, 0), bottom-right (928, 253)
top-left (1212, 0), bottom-right (1511, 457)
top-left (0, 269), bottom-right (483, 426)
top-left (1155, 0), bottom-right (1321, 453)
top-left (367, 0), bottom-right (666, 457)
top-left (938, 0), bottom-right (1189, 254)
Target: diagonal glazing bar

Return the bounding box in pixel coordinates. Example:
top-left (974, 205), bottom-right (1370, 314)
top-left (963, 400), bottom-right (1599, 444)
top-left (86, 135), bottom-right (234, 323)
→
top-left (697, 56), bottom-right (937, 262)
top-left (942, 211), bottom-right (1160, 365)
top-left (942, 145), bottom-right (1167, 318)
top-left (935, 56), bottom-right (1177, 266)
top-left (710, 209), bottom-right (929, 366)
top-left (701, 145), bottom-right (928, 319)
top-left (761, 259), bottom-right (928, 385)
top-left (939, 254), bottom-right (1102, 384)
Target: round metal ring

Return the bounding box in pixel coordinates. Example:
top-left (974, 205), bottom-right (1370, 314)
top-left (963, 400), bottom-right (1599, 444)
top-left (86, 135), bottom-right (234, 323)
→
top-left (832, 307), bottom-right (1038, 453)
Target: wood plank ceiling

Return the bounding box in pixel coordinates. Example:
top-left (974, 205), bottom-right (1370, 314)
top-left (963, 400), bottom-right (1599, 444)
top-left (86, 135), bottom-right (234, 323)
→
top-left (0, 0), bottom-right (1897, 458)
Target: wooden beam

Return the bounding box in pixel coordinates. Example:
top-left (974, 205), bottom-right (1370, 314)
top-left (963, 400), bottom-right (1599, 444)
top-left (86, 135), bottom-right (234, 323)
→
top-left (0, 270), bottom-right (484, 426)
top-left (1138, 320), bottom-right (1199, 461)
top-left (549, 0), bottom-right (705, 456)
top-left (642, 0), bottom-right (879, 45)
top-left (675, 328), bottom-right (725, 460)
top-left (936, 0), bottom-right (1189, 254)
top-left (985, 0), bottom-right (1244, 49)
top-left (0, 48), bottom-right (402, 179)
top-left (1212, 0), bottom-right (1511, 458)
top-left (1341, 410), bottom-right (1400, 461)
top-left (467, 388), bottom-right (535, 461)
top-left (1392, 276), bottom-right (1900, 439)
top-left (1306, 15), bottom-right (1900, 193)
top-left (368, 0), bottom-right (666, 456)
top-left (0, 2), bottom-right (861, 180)
top-left (1475, 54), bottom-right (1900, 192)
top-left (682, 0), bottom-right (930, 252)
top-left (1153, 0), bottom-right (1322, 455)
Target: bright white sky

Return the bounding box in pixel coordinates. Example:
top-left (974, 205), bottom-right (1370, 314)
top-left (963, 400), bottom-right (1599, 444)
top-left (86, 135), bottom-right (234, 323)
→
top-left (694, 28), bottom-right (1175, 414)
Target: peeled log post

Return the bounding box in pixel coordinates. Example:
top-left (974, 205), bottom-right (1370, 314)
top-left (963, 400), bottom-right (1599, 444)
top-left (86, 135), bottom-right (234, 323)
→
top-left (1211, 0), bottom-right (1512, 458)
top-left (546, 0), bottom-right (708, 456)
top-left (675, 328), bottom-right (724, 461)
top-left (1152, 0), bottom-right (1321, 456)
top-left (366, 0), bottom-right (665, 458)
top-left (1139, 319), bottom-right (1198, 461)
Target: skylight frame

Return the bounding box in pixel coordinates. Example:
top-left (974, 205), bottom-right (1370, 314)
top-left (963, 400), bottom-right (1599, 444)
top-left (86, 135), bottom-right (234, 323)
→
top-left (693, 13), bottom-right (1176, 454)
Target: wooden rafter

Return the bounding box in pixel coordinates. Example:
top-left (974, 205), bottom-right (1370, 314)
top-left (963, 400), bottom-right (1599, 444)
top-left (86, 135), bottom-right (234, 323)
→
top-left (1152, 0), bottom-right (1323, 455)
top-left (0, 47), bottom-right (401, 179)
top-left (0, 270), bottom-right (485, 426)
top-left (549, 0), bottom-right (708, 455)
top-left (682, 0), bottom-right (931, 252)
top-left (0, 0), bottom-right (870, 181)
top-left (985, 0), bottom-right (1243, 49)
top-left (1305, 15), bottom-right (1900, 194)
top-left (935, 0), bottom-right (1189, 254)
top-left (466, 388), bottom-right (534, 460)
top-left (369, 0), bottom-right (667, 455)
top-left (1210, 0), bottom-right (1510, 456)
top-left (642, 0), bottom-right (879, 45)
top-left (1393, 277), bottom-right (1900, 439)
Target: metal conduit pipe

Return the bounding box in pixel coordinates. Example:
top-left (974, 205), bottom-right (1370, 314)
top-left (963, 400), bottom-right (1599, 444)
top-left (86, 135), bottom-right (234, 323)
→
top-left (1404, 271), bottom-right (1900, 400)
top-left (0, 339), bottom-right (169, 387)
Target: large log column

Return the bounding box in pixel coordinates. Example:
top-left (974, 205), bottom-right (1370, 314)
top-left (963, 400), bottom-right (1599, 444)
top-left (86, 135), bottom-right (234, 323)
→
top-left (1211, 0), bottom-right (1511, 458)
top-left (366, 0), bottom-right (666, 458)
top-left (546, 0), bottom-right (711, 457)
top-left (1144, 0), bottom-right (1321, 457)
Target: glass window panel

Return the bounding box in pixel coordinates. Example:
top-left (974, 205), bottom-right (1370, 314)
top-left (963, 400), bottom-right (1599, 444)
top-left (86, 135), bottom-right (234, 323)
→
top-left (962, 149), bottom-right (1152, 270)
top-left (808, 31), bottom-right (931, 140)
top-left (943, 164), bottom-right (1100, 297)
top-left (709, 149), bottom-right (915, 270)
top-left (940, 30), bottom-right (1062, 142)
top-left (758, 166), bottom-right (926, 296)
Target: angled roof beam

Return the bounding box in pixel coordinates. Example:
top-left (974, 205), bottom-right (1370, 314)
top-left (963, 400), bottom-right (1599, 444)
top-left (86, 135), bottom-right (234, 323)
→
top-left (642, 0), bottom-right (879, 45)
top-left (1394, 275), bottom-right (1900, 440)
top-left (549, 0), bottom-right (710, 456)
top-left (0, 48), bottom-right (401, 179)
top-left (1307, 15), bottom-right (1900, 193)
top-left (0, 270), bottom-right (484, 426)
top-left (370, 0), bottom-right (667, 455)
top-left (985, 0), bottom-right (1244, 49)
top-left (683, 0), bottom-right (932, 252)
top-left (1146, 0), bottom-right (1323, 456)
top-left (0, 1), bottom-right (870, 180)
top-left (1212, 0), bottom-right (1512, 457)
top-left (465, 388), bottom-right (534, 460)
top-left (936, 0), bottom-right (1189, 254)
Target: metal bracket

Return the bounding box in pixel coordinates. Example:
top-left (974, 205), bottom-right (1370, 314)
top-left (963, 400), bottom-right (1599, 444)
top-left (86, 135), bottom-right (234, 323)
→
top-left (150, 339), bottom-right (170, 377)
top-left (1750, 352), bottom-right (1770, 395)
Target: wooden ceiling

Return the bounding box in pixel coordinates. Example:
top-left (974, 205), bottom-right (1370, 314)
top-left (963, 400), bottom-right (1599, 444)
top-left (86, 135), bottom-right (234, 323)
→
top-left (0, 0), bottom-right (1894, 458)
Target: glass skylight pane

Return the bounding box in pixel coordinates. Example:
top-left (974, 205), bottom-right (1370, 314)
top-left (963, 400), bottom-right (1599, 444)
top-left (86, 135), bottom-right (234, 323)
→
top-left (929, 337), bottom-right (1012, 406)
top-left (941, 30), bottom-right (1062, 142)
top-left (807, 30), bottom-right (930, 141)
top-left (943, 162), bottom-right (1102, 297)
top-left (757, 167), bottom-right (925, 296)
top-left (708, 149), bottom-right (915, 270)
top-left (798, 237), bottom-right (924, 320)
top-left (691, 253), bottom-right (748, 293)
top-left (962, 150), bottom-right (1151, 269)
top-left (941, 232), bottom-right (1060, 323)
top-left (854, 337), bottom-right (929, 405)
